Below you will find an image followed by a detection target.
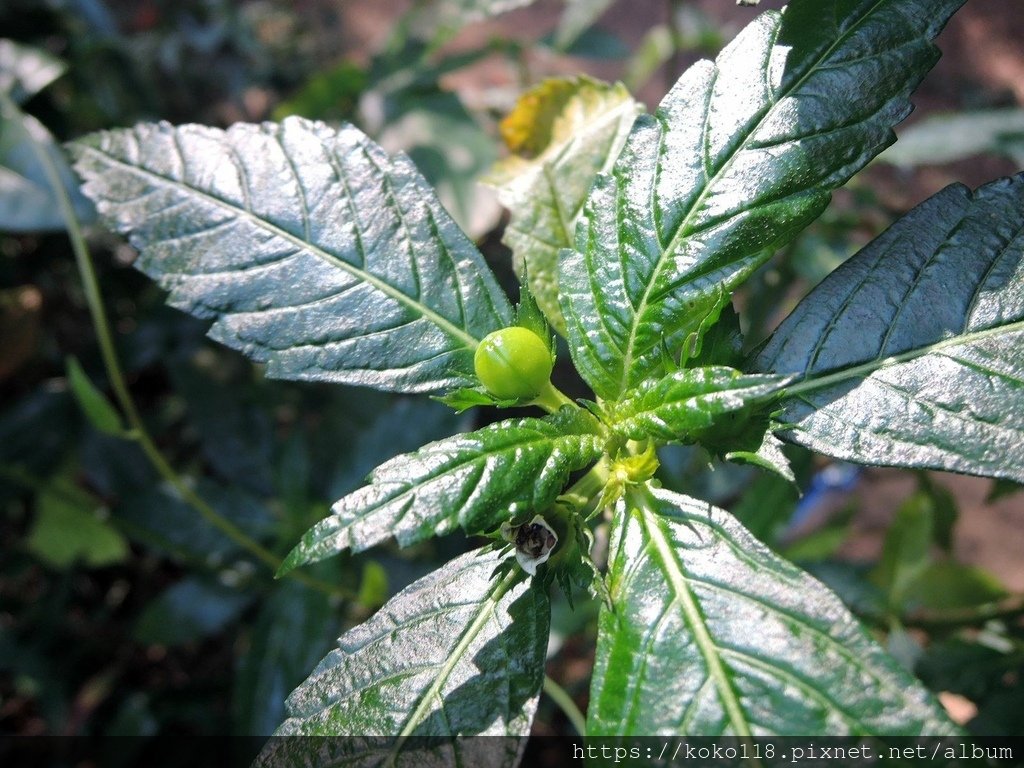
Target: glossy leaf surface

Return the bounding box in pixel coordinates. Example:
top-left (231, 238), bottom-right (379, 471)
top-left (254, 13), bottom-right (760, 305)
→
top-left (70, 117), bottom-right (512, 393)
top-left (279, 408), bottom-right (603, 573)
top-left (0, 38), bottom-right (65, 105)
top-left (261, 548), bottom-right (547, 767)
top-left (756, 174), bottom-right (1024, 482)
top-left (607, 366), bottom-right (789, 442)
top-left (559, 0), bottom-right (965, 400)
top-left (588, 486), bottom-right (954, 735)
top-left (487, 77), bottom-right (640, 334)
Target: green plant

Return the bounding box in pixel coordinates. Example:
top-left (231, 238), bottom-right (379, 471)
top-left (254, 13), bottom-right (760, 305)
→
top-left (34, 0), bottom-right (1024, 754)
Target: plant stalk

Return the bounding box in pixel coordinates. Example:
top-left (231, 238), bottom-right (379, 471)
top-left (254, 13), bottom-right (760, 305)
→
top-left (543, 674), bottom-right (587, 735)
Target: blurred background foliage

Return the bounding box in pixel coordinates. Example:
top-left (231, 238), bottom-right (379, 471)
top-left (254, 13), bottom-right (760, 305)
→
top-left (2, 0), bottom-right (1023, 740)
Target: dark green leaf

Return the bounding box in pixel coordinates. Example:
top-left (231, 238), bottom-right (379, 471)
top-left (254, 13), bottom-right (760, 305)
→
top-left (779, 505), bottom-right (854, 563)
top-left (559, 0), bottom-right (965, 400)
top-left (756, 174), bottom-right (1024, 482)
top-left (987, 478), bottom-right (1023, 503)
top-left (66, 357), bottom-right (126, 437)
top-left (133, 577), bottom-right (252, 646)
top-left (0, 390), bottom-right (75, 502)
top-left (917, 475), bottom-right (958, 553)
top-left (0, 39), bottom-right (66, 104)
top-left (70, 117), bottom-right (513, 394)
top-left (324, 396), bottom-right (463, 501)
top-left (486, 77), bottom-right (640, 335)
top-left (608, 366), bottom-right (789, 442)
top-left (259, 548), bottom-right (547, 765)
top-left (170, 364), bottom-right (274, 494)
top-left (279, 408), bottom-right (603, 573)
top-left (26, 483), bottom-right (128, 569)
top-left (233, 580), bottom-right (338, 736)
top-left (588, 486), bottom-right (955, 735)
top-left (685, 302), bottom-right (744, 369)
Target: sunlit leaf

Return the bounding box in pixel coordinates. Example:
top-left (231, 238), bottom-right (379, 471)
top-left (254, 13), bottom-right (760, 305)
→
top-left (259, 548), bottom-right (547, 767)
top-left (757, 173), bottom-right (1024, 483)
top-left (588, 486), bottom-right (955, 735)
top-left (560, 0), bottom-right (965, 400)
top-left (70, 117), bottom-right (512, 394)
top-left (279, 408), bottom-right (603, 573)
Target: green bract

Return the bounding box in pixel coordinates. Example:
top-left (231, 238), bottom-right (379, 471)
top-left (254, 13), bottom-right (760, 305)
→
top-left (473, 326), bottom-right (553, 400)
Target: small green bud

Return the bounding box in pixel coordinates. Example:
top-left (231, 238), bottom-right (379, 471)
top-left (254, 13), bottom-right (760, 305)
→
top-left (474, 326), bottom-right (553, 400)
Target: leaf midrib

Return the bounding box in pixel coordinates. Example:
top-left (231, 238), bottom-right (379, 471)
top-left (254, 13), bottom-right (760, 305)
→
top-left (392, 566), bottom-right (520, 747)
top-left (615, 0), bottom-right (891, 397)
top-left (75, 141), bottom-right (482, 350)
top-left (784, 318), bottom-right (1024, 398)
top-left (639, 504), bottom-right (752, 737)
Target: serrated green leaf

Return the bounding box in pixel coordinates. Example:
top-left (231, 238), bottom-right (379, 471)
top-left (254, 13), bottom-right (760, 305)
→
top-left (279, 408), bottom-right (604, 573)
top-left (755, 173), bottom-right (1024, 483)
top-left (259, 548), bottom-right (547, 766)
top-left (66, 357), bottom-right (126, 437)
top-left (69, 117), bottom-right (513, 394)
top-left (486, 77), bottom-right (641, 335)
top-left (0, 39), bottom-right (66, 105)
top-left (588, 486), bottom-right (955, 735)
top-left (559, 0), bottom-right (965, 400)
top-left (608, 366), bottom-right (789, 442)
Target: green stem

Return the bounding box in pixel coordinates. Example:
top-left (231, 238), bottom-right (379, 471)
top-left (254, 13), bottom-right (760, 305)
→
top-left (565, 460), bottom-right (610, 505)
top-left (7, 92), bottom-right (349, 602)
top-left (530, 380), bottom-right (577, 414)
top-left (543, 674), bottom-right (587, 736)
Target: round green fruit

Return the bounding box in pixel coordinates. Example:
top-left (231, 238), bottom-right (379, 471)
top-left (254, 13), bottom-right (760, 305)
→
top-left (474, 327), bottom-right (553, 400)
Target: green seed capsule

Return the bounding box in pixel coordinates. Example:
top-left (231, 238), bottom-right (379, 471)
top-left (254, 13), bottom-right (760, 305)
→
top-left (474, 326), bottom-right (553, 400)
